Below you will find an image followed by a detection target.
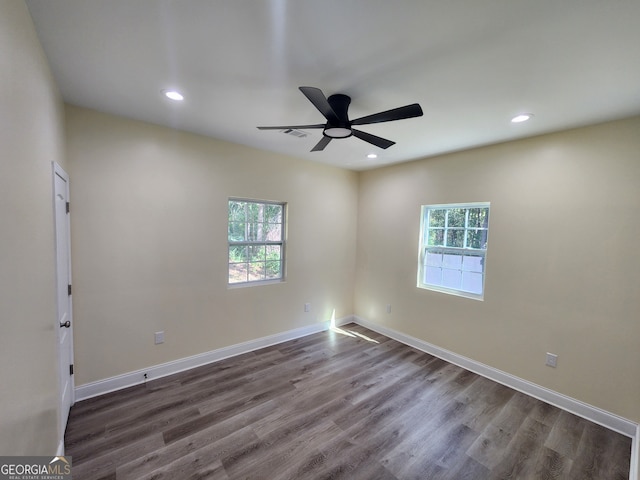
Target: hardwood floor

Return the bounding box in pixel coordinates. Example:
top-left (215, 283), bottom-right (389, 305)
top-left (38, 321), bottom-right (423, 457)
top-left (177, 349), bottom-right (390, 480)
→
top-left (65, 323), bottom-right (632, 479)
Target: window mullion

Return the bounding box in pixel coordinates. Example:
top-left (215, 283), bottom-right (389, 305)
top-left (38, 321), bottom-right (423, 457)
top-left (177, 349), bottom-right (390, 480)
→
top-left (463, 208), bottom-right (469, 249)
top-left (244, 203), bottom-right (249, 242)
top-left (444, 209), bottom-right (449, 247)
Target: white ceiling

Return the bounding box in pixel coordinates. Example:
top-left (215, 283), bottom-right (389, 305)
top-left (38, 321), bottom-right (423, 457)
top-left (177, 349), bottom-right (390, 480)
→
top-left (26, 0), bottom-right (640, 170)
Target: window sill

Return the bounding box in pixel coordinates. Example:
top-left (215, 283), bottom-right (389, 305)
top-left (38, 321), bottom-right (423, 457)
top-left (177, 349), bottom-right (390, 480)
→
top-left (417, 283), bottom-right (484, 301)
top-left (228, 278), bottom-right (285, 289)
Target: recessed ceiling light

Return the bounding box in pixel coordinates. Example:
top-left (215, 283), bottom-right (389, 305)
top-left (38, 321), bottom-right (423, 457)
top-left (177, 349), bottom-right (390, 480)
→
top-left (367, 153), bottom-right (378, 159)
top-left (511, 113), bottom-right (533, 123)
top-left (162, 90), bottom-right (184, 101)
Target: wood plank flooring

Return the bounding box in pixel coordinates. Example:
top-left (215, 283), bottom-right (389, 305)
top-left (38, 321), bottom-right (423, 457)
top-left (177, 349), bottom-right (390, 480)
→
top-left (65, 323), bottom-right (632, 479)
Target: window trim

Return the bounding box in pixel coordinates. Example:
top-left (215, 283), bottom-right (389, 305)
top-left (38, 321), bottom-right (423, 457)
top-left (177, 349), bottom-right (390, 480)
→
top-left (228, 198), bottom-right (286, 287)
top-left (417, 202), bottom-right (490, 301)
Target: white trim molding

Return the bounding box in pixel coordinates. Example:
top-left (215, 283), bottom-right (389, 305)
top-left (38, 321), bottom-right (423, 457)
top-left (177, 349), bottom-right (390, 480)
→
top-left (352, 316), bottom-right (639, 479)
top-left (73, 314), bottom-right (637, 479)
top-left (352, 316), bottom-right (637, 438)
top-left (75, 318), bottom-right (351, 402)
top-left (631, 423), bottom-right (640, 480)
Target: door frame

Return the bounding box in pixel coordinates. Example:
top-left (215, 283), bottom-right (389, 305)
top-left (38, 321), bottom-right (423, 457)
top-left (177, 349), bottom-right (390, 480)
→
top-left (53, 161), bottom-right (74, 454)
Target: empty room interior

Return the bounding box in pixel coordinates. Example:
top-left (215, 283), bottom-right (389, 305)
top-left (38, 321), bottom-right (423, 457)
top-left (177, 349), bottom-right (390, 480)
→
top-left (2, 0), bottom-right (639, 478)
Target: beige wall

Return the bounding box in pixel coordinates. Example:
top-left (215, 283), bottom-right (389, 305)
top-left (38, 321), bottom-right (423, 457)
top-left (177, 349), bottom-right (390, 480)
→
top-left (65, 106), bottom-right (358, 385)
top-left (355, 116), bottom-right (640, 423)
top-left (0, 0), bottom-right (66, 454)
top-left (3, 3), bottom-right (638, 471)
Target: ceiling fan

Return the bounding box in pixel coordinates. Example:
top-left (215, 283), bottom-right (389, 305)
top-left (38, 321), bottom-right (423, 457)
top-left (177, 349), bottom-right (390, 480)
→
top-left (257, 86), bottom-right (423, 152)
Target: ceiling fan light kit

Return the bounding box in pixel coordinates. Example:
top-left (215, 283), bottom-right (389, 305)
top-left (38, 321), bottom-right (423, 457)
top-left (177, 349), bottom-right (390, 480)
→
top-left (258, 86), bottom-right (423, 152)
top-left (324, 127), bottom-right (352, 138)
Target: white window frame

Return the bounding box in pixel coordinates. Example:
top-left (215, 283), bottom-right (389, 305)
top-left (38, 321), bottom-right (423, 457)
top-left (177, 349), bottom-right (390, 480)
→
top-left (417, 202), bottom-right (490, 300)
top-left (228, 198), bottom-right (286, 286)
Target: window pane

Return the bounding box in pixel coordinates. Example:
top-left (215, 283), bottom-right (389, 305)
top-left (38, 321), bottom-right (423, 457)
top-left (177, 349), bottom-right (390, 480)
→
top-left (426, 251), bottom-right (442, 267)
top-left (248, 245), bottom-right (266, 261)
top-left (229, 245), bottom-right (247, 263)
top-left (425, 266), bottom-right (442, 285)
top-left (429, 209), bottom-right (445, 227)
top-left (229, 263), bottom-right (248, 284)
top-left (228, 222), bottom-right (245, 241)
top-left (264, 223), bottom-right (282, 242)
top-left (447, 208), bottom-right (465, 227)
top-left (468, 208), bottom-right (489, 228)
top-left (265, 204), bottom-right (282, 223)
top-left (246, 222), bottom-right (261, 241)
top-left (446, 229), bottom-right (464, 247)
top-left (265, 261), bottom-right (282, 279)
top-left (428, 229), bottom-right (444, 246)
top-left (266, 244), bottom-right (281, 260)
top-left (248, 262), bottom-right (265, 281)
top-left (443, 253), bottom-right (462, 269)
top-left (442, 269), bottom-right (462, 289)
top-left (228, 201), bottom-right (246, 222)
top-left (462, 255), bottom-right (484, 272)
top-left (462, 271), bottom-right (483, 294)
top-left (245, 202), bottom-right (261, 222)
top-left (466, 229), bottom-right (488, 249)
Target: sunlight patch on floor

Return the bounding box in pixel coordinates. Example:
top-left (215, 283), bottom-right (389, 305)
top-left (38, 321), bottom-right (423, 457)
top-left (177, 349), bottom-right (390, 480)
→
top-left (328, 309), bottom-right (379, 343)
top-left (347, 330), bottom-right (379, 343)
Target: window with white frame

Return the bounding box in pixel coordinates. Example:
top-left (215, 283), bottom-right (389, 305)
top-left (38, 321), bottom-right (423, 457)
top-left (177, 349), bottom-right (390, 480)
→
top-left (418, 203), bottom-right (490, 299)
top-left (228, 199), bottom-right (285, 285)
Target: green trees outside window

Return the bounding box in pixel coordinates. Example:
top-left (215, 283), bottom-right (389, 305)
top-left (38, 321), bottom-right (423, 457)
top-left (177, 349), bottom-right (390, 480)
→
top-left (228, 199), bottom-right (285, 284)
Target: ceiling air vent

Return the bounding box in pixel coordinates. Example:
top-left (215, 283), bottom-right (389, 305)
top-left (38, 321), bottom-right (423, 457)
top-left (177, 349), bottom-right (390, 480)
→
top-left (281, 128), bottom-right (309, 139)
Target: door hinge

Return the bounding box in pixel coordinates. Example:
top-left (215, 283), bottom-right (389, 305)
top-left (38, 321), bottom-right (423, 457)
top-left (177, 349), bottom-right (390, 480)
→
top-left (66, 202), bottom-right (70, 214)
top-left (69, 364), bottom-right (74, 375)
top-left (68, 284), bottom-right (72, 296)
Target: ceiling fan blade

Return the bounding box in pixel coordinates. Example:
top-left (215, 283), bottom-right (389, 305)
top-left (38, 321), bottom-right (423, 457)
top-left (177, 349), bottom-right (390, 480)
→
top-left (257, 124), bottom-right (325, 130)
top-left (311, 136), bottom-right (332, 152)
top-left (351, 103), bottom-right (423, 126)
top-left (299, 86), bottom-right (341, 124)
top-left (351, 129), bottom-right (395, 149)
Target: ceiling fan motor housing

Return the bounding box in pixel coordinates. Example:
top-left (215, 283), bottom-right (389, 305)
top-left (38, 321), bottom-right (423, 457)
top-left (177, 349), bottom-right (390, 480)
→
top-left (323, 94), bottom-right (353, 138)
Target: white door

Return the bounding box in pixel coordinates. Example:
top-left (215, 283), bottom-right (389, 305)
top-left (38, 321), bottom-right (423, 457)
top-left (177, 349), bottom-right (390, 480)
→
top-left (53, 163), bottom-right (74, 446)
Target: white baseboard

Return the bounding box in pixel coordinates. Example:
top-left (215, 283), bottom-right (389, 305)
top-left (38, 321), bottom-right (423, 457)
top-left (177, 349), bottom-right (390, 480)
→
top-left (631, 424), bottom-right (639, 480)
top-left (73, 314), bottom-right (637, 479)
top-left (352, 315), bottom-right (638, 439)
top-left (56, 439), bottom-right (64, 457)
top-left (75, 318), bottom-right (349, 402)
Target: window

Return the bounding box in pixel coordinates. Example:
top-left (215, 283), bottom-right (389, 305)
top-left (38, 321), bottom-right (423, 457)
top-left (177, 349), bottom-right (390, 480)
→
top-left (228, 199), bottom-right (285, 285)
top-left (418, 203), bottom-right (490, 300)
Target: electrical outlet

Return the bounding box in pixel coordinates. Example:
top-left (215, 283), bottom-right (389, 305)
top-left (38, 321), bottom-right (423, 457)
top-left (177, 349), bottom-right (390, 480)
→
top-left (154, 331), bottom-right (165, 345)
top-left (546, 352), bottom-right (558, 368)
top-left (304, 303), bottom-right (311, 313)
top-left (386, 304), bottom-right (392, 314)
